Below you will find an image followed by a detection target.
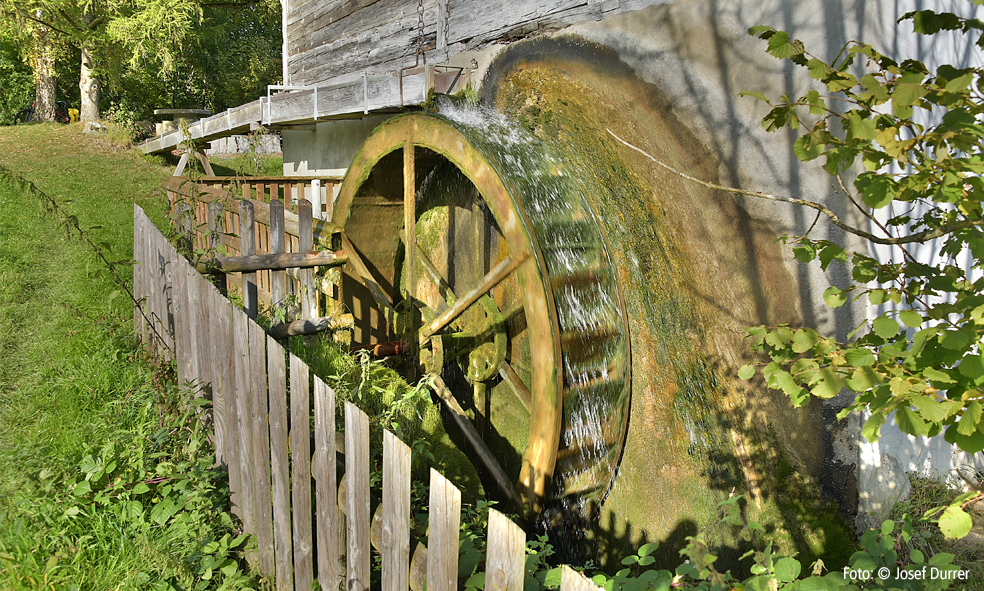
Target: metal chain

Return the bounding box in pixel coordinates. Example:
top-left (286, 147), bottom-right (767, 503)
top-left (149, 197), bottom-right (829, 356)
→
top-left (444, 0), bottom-right (451, 52)
top-left (416, 0), bottom-right (425, 57)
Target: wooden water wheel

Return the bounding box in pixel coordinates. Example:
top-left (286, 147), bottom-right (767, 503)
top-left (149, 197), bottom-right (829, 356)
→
top-left (332, 112), bottom-right (631, 515)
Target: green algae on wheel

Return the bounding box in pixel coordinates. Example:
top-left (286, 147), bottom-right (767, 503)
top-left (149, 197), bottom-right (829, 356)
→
top-left (332, 108), bottom-right (632, 514)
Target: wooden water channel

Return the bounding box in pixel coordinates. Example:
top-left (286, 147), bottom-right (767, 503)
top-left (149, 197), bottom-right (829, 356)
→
top-left (132, 204), bottom-right (600, 590)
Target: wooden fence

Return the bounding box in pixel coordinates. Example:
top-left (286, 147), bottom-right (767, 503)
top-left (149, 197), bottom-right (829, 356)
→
top-left (132, 204), bottom-right (600, 591)
top-left (161, 176), bottom-right (345, 321)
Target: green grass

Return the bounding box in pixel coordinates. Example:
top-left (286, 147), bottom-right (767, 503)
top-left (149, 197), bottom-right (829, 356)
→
top-left (0, 123), bottom-right (275, 589)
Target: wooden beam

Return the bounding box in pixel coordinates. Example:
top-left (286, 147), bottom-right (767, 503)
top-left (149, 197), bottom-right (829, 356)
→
top-left (268, 314), bottom-right (354, 338)
top-left (196, 249), bottom-right (348, 273)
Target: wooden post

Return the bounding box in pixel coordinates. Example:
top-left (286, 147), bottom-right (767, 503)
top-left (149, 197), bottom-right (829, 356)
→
top-left (314, 376), bottom-right (340, 590)
top-left (298, 199), bottom-right (316, 320)
top-left (382, 431), bottom-right (411, 591)
top-left (133, 207), bottom-right (145, 340)
top-left (485, 510), bottom-right (525, 591)
top-left (240, 200), bottom-right (258, 319)
top-left (290, 354), bottom-right (314, 590)
top-left (269, 199), bottom-right (287, 314)
top-left (404, 137), bottom-right (416, 314)
top-left (208, 201), bottom-right (226, 291)
top-left (249, 320), bottom-right (275, 576)
top-left (267, 336), bottom-right (293, 591)
top-left (345, 401), bottom-right (370, 591)
top-left (427, 469), bottom-right (461, 591)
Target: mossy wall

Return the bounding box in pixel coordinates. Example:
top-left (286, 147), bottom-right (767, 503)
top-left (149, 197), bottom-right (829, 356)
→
top-left (480, 36), bottom-right (853, 569)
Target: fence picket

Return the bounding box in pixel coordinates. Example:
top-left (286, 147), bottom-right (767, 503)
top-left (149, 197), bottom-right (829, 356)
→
top-left (314, 377), bottom-right (340, 590)
top-left (249, 320), bottom-right (275, 576)
top-left (290, 354), bottom-right (314, 591)
top-left (427, 469), bottom-right (461, 591)
top-left (485, 510), bottom-right (525, 591)
top-left (133, 208), bottom-right (146, 340)
top-left (382, 431), bottom-right (411, 591)
top-left (270, 200), bottom-right (286, 314)
top-left (298, 199), bottom-right (316, 320)
top-left (267, 337), bottom-right (293, 591)
top-left (345, 401), bottom-right (370, 591)
top-left (205, 284), bottom-right (226, 469)
top-left (233, 308), bottom-right (256, 537)
top-left (560, 566), bottom-right (602, 591)
top-left (240, 200), bottom-right (257, 319)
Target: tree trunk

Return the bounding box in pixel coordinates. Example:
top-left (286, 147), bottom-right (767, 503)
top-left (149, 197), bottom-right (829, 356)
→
top-left (32, 24), bottom-right (57, 122)
top-left (79, 44), bottom-right (100, 121)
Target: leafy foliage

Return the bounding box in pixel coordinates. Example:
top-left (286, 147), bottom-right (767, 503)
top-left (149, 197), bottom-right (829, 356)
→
top-left (737, 5), bottom-right (984, 534)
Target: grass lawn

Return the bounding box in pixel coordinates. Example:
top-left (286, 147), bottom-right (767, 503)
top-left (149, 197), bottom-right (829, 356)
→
top-left (0, 123), bottom-right (279, 589)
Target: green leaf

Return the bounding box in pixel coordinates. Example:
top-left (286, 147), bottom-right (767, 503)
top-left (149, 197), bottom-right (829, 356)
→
top-left (872, 314), bottom-right (900, 339)
top-left (910, 549), bottom-right (925, 563)
top-left (827, 72), bottom-right (858, 92)
top-left (132, 482), bottom-right (151, 495)
top-left (818, 244), bottom-right (848, 270)
top-left (959, 355), bottom-right (984, 380)
top-left (793, 134), bottom-right (823, 161)
top-left (911, 396), bottom-right (951, 423)
top-left (941, 329), bottom-right (971, 350)
top-left (938, 506), bottom-right (973, 539)
top-left (855, 173), bottom-right (897, 209)
top-left (766, 31), bottom-right (805, 59)
top-left (823, 286), bottom-right (848, 308)
top-left (464, 573), bottom-right (486, 589)
top-left (844, 348), bottom-right (876, 367)
top-left (957, 401), bottom-right (982, 436)
top-left (845, 366), bottom-right (884, 391)
top-left (738, 364), bottom-right (756, 380)
top-left (862, 412), bottom-right (886, 442)
top-left (739, 91), bottom-right (770, 102)
top-left (899, 309), bottom-right (922, 328)
top-left (73, 480), bottom-right (92, 496)
top-left (774, 557), bottom-right (802, 582)
top-left (811, 367), bottom-right (845, 399)
top-left (923, 366), bottom-right (956, 384)
top-left (792, 329), bottom-right (819, 353)
top-left (897, 406), bottom-right (930, 437)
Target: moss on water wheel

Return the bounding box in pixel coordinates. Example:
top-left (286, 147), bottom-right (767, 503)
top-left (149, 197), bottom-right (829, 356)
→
top-left (332, 110), bottom-right (632, 515)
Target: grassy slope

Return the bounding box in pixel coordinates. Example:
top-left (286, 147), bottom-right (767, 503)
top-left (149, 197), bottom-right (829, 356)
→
top-left (0, 124), bottom-right (265, 589)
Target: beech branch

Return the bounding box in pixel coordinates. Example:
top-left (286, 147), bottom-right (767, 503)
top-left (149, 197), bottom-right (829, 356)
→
top-left (606, 129), bottom-right (984, 246)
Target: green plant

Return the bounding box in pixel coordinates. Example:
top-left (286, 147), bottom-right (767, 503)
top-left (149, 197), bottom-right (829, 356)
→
top-left (715, 4), bottom-right (984, 539)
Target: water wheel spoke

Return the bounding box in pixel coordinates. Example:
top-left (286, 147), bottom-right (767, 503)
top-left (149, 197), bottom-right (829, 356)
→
top-left (341, 233), bottom-right (397, 320)
top-left (430, 374), bottom-right (524, 509)
top-left (498, 360), bottom-right (532, 412)
top-left (419, 251), bottom-right (529, 343)
top-left (400, 229), bottom-right (453, 312)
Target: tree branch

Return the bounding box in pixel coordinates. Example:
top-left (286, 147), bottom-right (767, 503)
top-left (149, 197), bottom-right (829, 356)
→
top-left (606, 129), bottom-right (984, 246)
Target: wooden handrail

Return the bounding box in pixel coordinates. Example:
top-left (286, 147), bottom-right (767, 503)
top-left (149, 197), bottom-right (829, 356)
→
top-left (162, 177), bottom-right (342, 246)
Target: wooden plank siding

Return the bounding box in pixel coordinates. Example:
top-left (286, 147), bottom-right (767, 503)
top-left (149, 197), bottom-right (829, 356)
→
top-left (286, 0), bottom-right (667, 88)
top-left (132, 204), bottom-right (603, 591)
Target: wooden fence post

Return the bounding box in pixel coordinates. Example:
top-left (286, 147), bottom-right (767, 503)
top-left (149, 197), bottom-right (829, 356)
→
top-left (427, 469), bottom-right (461, 591)
top-left (345, 401), bottom-right (370, 591)
top-left (240, 200), bottom-right (257, 319)
top-left (382, 431), bottom-right (411, 591)
top-left (314, 376), bottom-right (340, 590)
top-left (270, 199), bottom-right (287, 315)
top-left (298, 199), bottom-right (316, 320)
top-left (267, 336), bottom-right (293, 591)
top-left (290, 354), bottom-right (314, 590)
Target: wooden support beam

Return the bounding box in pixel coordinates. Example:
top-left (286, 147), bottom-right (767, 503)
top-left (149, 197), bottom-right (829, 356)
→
top-left (268, 314), bottom-right (354, 338)
top-left (195, 249), bottom-right (348, 273)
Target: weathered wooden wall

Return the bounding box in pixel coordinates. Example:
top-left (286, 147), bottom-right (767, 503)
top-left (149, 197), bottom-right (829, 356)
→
top-left (286, 0), bottom-right (667, 86)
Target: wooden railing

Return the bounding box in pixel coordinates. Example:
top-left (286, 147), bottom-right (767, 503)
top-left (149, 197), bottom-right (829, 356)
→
top-left (187, 175), bottom-right (344, 220)
top-left (162, 177), bottom-right (344, 319)
top-left (133, 205), bottom-right (600, 591)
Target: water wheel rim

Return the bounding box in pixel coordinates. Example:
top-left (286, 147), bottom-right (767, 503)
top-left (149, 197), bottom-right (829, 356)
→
top-left (334, 113), bottom-right (563, 507)
top-left (334, 111), bottom-right (632, 513)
